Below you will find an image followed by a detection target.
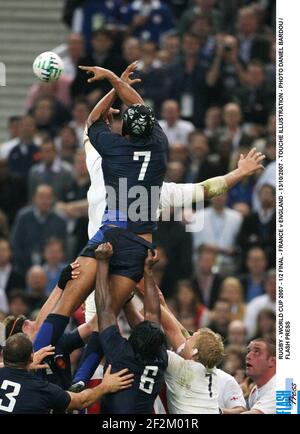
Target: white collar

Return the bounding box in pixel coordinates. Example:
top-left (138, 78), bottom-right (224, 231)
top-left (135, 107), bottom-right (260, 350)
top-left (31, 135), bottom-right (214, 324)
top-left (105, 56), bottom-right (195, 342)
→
top-left (132, 0), bottom-right (161, 11)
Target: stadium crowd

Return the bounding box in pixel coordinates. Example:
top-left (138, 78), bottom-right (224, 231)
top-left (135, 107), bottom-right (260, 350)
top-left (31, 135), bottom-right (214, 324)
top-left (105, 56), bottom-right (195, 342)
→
top-left (0, 0), bottom-right (276, 414)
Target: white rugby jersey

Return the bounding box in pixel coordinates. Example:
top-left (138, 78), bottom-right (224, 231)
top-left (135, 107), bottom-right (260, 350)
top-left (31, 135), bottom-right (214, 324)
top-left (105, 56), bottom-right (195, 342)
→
top-left (216, 369), bottom-right (246, 409)
top-left (248, 375), bottom-right (276, 414)
top-left (165, 350), bottom-right (219, 414)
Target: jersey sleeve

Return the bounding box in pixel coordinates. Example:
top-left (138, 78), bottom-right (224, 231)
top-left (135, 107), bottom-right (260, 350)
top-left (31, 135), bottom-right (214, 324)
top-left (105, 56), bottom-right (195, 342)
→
top-left (88, 120), bottom-right (112, 155)
top-left (57, 330), bottom-right (85, 354)
top-left (160, 182), bottom-right (196, 210)
top-left (99, 325), bottom-right (131, 360)
top-left (166, 350), bottom-right (185, 377)
top-left (220, 376), bottom-right (246, 409)
top-left (45, 382), bottom-right (71, 412)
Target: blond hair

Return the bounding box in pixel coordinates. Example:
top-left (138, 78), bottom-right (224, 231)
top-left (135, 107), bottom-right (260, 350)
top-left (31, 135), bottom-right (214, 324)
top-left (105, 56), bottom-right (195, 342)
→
top-left (194, 328), bottom-right (224, 369)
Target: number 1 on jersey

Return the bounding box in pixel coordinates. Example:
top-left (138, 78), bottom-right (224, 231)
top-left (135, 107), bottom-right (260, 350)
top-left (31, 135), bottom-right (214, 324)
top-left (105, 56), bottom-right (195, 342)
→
top-left (133, 151), bottom-right (151, 181)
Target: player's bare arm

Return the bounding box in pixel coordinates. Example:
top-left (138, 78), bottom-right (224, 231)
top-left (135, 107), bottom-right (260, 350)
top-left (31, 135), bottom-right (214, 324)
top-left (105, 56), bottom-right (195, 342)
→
top-left (94, 242), bottom-right (116, 332)
top-left (79, 63), bottom-right (144, 107)
top-left (143, 250), bottom-right (162, 325)
top-left (82, 62), bottom-right (141, 128)
top-left (67, 364), bottom-right (133, 410)
top-left (194, 148), bottom-right (265, 201)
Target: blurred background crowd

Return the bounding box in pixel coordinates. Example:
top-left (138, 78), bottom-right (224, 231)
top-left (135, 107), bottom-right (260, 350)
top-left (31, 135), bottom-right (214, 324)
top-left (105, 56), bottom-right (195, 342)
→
top-left (0, 0), bottom-right (276, 393)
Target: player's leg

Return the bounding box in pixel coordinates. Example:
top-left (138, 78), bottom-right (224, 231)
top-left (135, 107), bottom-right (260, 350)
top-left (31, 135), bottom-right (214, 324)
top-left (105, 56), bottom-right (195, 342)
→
top-left (109, 274), bottom-right (137, 315)
top-left (34, 256), bottom-right (97, 351)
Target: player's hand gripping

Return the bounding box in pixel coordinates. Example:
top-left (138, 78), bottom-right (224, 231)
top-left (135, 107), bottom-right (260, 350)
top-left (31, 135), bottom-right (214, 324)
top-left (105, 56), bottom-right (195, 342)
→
top-left (94, 242), bottom-right (113, 261)
top-left (144, 249), bottom-right (159, 274)
top-left (102, 364), bottom-right (134, 393)
top-left (237, 148), bottom-right (265, 176)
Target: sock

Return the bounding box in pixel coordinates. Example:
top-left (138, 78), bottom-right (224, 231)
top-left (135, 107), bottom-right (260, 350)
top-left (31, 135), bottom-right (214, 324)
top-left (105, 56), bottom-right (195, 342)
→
top-left (72, 331), bottom-right (104, 384)
top-left (33, 313), bottom-right (69, 351)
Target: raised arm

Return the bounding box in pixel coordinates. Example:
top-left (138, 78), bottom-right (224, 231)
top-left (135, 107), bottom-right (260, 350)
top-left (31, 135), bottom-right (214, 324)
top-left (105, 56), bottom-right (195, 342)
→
top-left (94, 242), bottom-right (116, 332)
top-left (194, 148), bottom-right (265, 201)
top-left (79, 62), bottom-right (144, 108)
top-left (143, 250), bottom-right (161, 324)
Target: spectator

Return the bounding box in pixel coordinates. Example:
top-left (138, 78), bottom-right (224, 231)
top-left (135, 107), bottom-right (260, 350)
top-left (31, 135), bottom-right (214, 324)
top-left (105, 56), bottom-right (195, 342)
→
top-left (238, 60), bottom-right (273, 126)
top-left (203, 106), bottom-right (222, 151)
top-left (42, 238), bottom-right (67, 295)
top-left (192, 246), bottom-right (222, 309)
top-left (190, 13), bottom-right (216, 64)
top-left (193, 194), bottom-right (243, 274)
top-left (178, 0), bottom-right (222, 36)
top-left (265, 40), bottom-right (276, 97)
top-left (244, 269), bottom-right (276, 340)
top-left (0, 159), bottom-right (27, 226)
top-left (206, 34), bottom-right (246, 105)
top-left (253, 309), bottom-right (276, 341)
top-left (165, 161), bottom-right (186, 183)
top-left (208, 299), bottom-right (231, 340)
top-left (31, 95), bottom-right (71, 137)
top-left (238, 184), bottom-right (275, 267)
top-left (159, 99), bottom-right (195, 146)
top-left (26, 265), bottom-right (48, 314)
top-left (223, 344), bottom-right (245, 376)
top-left (8, 115), bottom-right (40, 180)
top-left (219, 277), bottom-right (246, 321)
top-left (0, 116), bottom-right (21, 159)
top-left (227, 320), bottom-right (247, 348)
top-left (69, 98), bottom-right (90, 145)
top-left (168, 144), bottom-right (189, 167)
top-left (218, 103), bottom-right (253, 152)
top-left (63, 33), bottom-right (86, 79)
top-left (28, 138), bottom-right (74, 201)
top-left (252, 160), bottom-right (275, 212)
top-left (122, 37), bottom-right (142, 65)
top-left (134, 41), bottom-right (169, 113)
top-left (71, 29), bottom-right (126, 102)
top-left (167, 32), bottom-right (209, 128)
top-left (26, 78), bottom-right (72, 112)
top-left (57, 126), bottom-right (79, 164)
top-left (186, 131), bottom-right (220, 183)
top-left (168, 279), bottom-right (209, 332)
top-left (160, 32), bottom-right (180, 64)
top-left (7, 290), bottom-right (30, 317)
top-left (236, 6), bottom-right (270, 64)
top-left (11, 185), bottom-right (67, 274)
top-left (121, 0), bottom-right (174, 43)
top-left (0, 211), bottom-right (9, 239)
top-left (0, 238), bottom-right (25, 312)
top-left (239, 247), bottom-right (267, 302)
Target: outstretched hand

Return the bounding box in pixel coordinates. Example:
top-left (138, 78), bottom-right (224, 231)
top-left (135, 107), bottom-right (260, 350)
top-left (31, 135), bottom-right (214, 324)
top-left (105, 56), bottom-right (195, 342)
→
top-left (121, 61), bottom-right (141, 86)
top-left (78, 65), bottom-right (112, 83)
top-left (238, 148), bottom-right (265, 176)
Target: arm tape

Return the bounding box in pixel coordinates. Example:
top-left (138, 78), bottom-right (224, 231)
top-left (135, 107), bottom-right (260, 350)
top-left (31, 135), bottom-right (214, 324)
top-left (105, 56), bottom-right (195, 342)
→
top-left (200, 176), bottom-right (228, 199)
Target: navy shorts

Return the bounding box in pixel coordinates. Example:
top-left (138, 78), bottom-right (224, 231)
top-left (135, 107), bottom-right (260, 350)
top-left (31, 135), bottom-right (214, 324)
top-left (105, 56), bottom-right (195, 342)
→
top-left (79, 226), bottom-right (155, 282)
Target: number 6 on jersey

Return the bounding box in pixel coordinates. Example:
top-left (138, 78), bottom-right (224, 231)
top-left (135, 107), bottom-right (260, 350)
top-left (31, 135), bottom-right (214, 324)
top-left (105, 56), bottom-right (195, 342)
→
top-left (134, 151), bottom-right (151, 181)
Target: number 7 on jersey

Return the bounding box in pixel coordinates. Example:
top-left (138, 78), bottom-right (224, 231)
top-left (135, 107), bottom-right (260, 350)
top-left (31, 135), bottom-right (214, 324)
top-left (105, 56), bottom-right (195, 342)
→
top-left (134, 151), bottom-right (151, 181)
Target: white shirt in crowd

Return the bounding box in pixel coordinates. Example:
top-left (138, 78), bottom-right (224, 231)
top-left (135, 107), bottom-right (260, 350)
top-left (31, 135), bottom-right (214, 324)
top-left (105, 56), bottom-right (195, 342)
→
top-left (165, 350), bottom-right (219, 414)
top-left (0, 264), bottom-right (11, 313)
top-left (248, 375), bottom-right (276, 414)
top-left (0, 138), bottom-right (19, 159)
top-left (192, 206), bottom-right (242, 267)
top-left (158, 119), bottom-right (195, 146)
top-left (244, 294), bottom-right (276, 339)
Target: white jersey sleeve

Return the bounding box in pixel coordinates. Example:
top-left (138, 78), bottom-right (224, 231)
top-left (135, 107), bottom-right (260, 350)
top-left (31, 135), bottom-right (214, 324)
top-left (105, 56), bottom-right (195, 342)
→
top-left (217, 369), bottom-right (246, 409)
top-left (160, 182), bottom-right (197, 210)
top-left (166, 350), bottom-right (186, 376)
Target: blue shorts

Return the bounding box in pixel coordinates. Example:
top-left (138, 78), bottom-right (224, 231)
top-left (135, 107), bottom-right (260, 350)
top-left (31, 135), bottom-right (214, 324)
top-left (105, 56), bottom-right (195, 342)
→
top-left (79, 226), bottom-right (155, 283)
